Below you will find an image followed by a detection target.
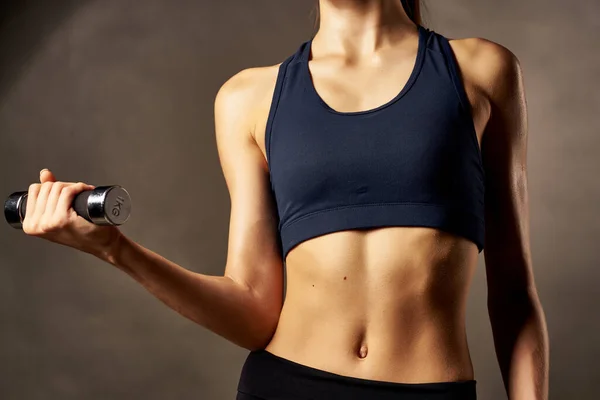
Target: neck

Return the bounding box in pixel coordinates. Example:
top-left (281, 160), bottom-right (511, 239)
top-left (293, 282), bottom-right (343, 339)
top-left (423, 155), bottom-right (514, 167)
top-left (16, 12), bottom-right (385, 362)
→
top-left (316, 0), bottom-right (415, 50)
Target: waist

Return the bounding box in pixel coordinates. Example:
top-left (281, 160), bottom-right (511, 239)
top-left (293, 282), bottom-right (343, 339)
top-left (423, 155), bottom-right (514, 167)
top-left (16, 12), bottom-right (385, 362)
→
top-left (265, 297), bottom-right (474, 383)
top-left (238, 349), bottom-right (477, 400)
top-left (266, 234), bottom-right (478, 383)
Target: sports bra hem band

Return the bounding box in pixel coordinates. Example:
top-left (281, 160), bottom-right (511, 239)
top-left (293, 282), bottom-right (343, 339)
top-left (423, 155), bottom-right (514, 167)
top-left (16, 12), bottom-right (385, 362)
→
top-left (280, 201), bottom-right (484, 231)
top-left (280, 202), bottom-right (485, 258)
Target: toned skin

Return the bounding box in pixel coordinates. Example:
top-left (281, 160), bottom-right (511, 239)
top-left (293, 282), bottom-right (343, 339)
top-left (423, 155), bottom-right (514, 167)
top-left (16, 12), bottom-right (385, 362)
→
top-left (22, 1), bottom-right (548, 399)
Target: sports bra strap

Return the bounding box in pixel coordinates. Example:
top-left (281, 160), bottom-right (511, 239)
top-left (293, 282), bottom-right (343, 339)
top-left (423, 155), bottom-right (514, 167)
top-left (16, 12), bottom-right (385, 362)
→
top-left (437, 35), bottom-right (473, 116)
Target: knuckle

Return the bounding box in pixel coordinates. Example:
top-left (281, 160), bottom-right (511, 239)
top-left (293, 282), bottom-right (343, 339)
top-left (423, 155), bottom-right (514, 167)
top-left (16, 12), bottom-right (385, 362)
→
top-left (63, 185), bottom-right (77, 195)
top-left (39, 220), bottom-right (54, 233)
top-left (22, 222), bottom-right (31, 234)
top-left (58, 183), bottom-right (72, 194)
top-left (23, 221), bottom-right (39, 235)
top-left (28, 183), bottom-right (40, 193)
top-left (68, 183), bottom-right (86, 194)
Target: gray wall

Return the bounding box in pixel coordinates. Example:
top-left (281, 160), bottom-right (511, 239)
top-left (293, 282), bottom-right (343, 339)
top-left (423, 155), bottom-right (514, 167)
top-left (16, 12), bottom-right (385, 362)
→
top-left (0, 0), bottom-right (597, 398)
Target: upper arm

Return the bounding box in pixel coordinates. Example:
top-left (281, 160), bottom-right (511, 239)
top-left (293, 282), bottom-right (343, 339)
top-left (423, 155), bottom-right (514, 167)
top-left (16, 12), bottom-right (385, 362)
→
top-left (214, 65), bottom-right (284, 314)
top-left (464, 39), bottom-right (536, 300)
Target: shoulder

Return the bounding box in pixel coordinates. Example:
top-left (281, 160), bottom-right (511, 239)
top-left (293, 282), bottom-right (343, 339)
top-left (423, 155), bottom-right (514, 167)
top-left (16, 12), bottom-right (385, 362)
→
top-left (215, 63), bottom-right (282, 114)
top-left (447, 36), bottom-right (523, 101)
top-left (213, 63), bottom-right (283, 140)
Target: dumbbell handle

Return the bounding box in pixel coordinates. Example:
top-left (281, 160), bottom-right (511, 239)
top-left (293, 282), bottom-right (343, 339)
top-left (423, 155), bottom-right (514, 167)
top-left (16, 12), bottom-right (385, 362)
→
top-left (4, 185), bottom-right (131, 229)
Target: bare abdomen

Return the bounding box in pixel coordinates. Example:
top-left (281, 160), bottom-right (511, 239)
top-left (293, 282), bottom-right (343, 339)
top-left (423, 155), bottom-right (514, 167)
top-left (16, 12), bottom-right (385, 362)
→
top-left (264, 227), bottom-right (479, 383)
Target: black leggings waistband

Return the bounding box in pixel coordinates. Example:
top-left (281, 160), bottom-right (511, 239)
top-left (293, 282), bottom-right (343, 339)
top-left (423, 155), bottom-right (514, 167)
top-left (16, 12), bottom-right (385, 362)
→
top-left (236, 349), bottom-right (477, 400)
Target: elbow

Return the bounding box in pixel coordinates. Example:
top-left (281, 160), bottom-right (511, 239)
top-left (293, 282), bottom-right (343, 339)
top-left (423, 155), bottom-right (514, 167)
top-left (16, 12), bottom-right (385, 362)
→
top-left (487, 285), bottom-right (543, 323)
top-left (237, 302), bottom-right (281, 351)
top-left (488, 283), bottom-right (541, 306)
top-left (223, 275), bottom-right (283, 351)
top-left (242, 284), bottom-right (283, 351)
top-left (240, 314), bottom-right (279, 351)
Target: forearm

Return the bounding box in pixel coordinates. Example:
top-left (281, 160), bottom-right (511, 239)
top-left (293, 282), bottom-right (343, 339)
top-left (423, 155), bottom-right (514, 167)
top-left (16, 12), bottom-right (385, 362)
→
top-left (488, 290), bottom-right (549, 400)
top-left (95, 231), bottom-right (278, 350)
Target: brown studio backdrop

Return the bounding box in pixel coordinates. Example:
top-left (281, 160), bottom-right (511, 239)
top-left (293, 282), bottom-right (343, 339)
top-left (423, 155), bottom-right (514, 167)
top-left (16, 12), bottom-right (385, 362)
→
top-left (0, 0), bottom-right (598, 399)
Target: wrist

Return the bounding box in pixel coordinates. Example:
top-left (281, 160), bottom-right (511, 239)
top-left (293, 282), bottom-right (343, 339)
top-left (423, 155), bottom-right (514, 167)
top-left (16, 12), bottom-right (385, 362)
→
top-left (95, 226), bottom-right (125, 266)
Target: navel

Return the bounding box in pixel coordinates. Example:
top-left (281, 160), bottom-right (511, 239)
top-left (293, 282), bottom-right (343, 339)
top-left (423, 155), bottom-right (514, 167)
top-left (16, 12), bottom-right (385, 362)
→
top-left (358, 344), bottom-right (368, 359)
top-left (354, 327), bottom-right (368, 359)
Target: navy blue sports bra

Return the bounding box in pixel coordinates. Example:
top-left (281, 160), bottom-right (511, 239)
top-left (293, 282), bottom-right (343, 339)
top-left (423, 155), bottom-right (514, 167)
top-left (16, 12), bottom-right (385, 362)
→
top-left (266, 25), bottom-right (485, 260)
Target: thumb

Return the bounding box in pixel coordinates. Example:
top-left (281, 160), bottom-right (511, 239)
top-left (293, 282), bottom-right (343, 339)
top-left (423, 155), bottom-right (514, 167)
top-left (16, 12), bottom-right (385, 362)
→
top-left (40, 168), bottom-right (56, 183)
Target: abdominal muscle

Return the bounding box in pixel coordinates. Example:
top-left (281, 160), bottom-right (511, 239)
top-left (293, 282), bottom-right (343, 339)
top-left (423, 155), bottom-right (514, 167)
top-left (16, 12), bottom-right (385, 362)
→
top-left (263, 226), bottom-right (480, 384)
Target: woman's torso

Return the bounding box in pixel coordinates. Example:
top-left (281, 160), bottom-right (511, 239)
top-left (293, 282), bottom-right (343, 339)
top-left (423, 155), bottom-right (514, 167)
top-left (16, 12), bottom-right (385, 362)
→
top-left (246, 25), bottom-right (491, 384)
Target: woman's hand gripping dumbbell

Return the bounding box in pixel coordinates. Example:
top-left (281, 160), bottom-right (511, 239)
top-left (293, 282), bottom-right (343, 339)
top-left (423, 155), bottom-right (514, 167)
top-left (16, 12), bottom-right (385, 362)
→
top-left (7, 169), bottom-right (127, 258)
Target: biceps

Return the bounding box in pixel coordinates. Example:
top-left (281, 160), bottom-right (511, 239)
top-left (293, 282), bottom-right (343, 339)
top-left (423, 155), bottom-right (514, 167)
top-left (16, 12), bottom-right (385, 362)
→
top-left (223, 138), bottom-right (283, 296)
top-left (482, 56), bottom-right (534, 295)
top-left (214, 93), bottom-right (283, 312)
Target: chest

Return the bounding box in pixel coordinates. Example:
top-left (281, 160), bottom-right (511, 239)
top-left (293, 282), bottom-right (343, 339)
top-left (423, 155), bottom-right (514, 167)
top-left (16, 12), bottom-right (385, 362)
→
top-left (267, 81), bottom-right (475, 207)
top-left (306, 49), bottom-right (418, 114)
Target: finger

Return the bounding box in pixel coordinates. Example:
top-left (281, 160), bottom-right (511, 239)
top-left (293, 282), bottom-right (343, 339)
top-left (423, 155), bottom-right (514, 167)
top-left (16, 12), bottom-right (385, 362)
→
top-left (56, 182), bottom-right (89, 220)
top-left (45, 181), bottom-right (68, 217)
top-left (33, 181), bottom-right (54, 219)
top-left (40, 169), bottom-right (56, 183)
top-left (23, 183), bottom-right (41, 225)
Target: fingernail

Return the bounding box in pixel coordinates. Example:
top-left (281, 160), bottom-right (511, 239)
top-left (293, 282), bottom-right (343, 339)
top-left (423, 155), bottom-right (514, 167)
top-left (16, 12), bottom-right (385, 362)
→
top-left (40, 168), bottom-right (48, 174)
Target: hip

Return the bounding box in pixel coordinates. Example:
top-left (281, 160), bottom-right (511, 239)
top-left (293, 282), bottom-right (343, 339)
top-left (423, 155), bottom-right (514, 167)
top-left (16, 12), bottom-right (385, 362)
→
top-left (237, 349), bottom-right (477, 400)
